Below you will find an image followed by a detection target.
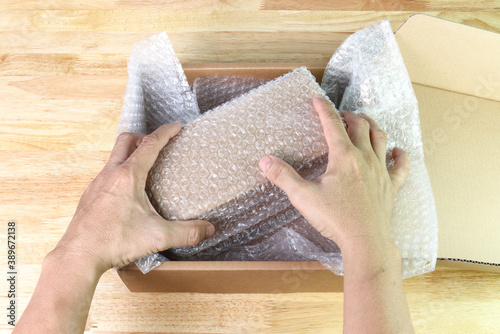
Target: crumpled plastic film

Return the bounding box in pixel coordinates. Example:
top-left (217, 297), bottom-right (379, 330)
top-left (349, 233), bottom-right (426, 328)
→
top-left (132, 252), bottom-right (169, 273)
top-left (118, 20), bottom-right (438, 278)
top-left (321, 20), bottom-right (438, 277)
top-left (193, 76), bottom-right (270, 113)
top-left (116, 32), bottom-right (199, 135)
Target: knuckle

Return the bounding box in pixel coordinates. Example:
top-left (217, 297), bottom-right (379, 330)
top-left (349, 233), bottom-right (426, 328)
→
top-left (141, 133), bottom-right (159, 146)
top-left (152, 228), bottom-right (169, 251)
top-left (363, 152), bottom-right (376, 168)
top-left (117, 132), bottom-right (134, 142)
top-left (402, 160), bottom-right (411, 174)
top-left (357, 117), bottom-right (370, 129)
top-left (374, 129), bottom-right (388, 142)
top-left (342, 150), bottom-right (363, 175)
top-left (399, 151), bottom-right (412, 173)
top-left (327, 110), bottom-right (342, 124)
top-left (114, 164), bottom-right (136, 184)
top-left (270, 163), bottom-right (289, 185)
top-left (118, 162), bottom-right (133, 175)
top-left (187, 225), bottom-right (202, 246)
top-left (341, 145), bottom-right (357, 161)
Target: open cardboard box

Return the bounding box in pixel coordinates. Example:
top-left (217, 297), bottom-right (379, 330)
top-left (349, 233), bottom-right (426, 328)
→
top-left (118, 15), bottom-right (500, 293)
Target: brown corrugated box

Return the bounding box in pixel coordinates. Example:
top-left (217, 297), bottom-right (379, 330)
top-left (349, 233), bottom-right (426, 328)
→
top-left (118, 14), bottom-right (500, 293)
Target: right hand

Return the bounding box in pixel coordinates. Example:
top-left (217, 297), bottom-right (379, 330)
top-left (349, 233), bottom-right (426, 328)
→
top-left (259, 96), bottom-right (411, 253)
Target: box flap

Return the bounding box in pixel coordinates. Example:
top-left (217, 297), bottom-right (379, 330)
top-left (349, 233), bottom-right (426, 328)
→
top-left (396, 14), bottom-right (500, 102)
top-left (395, 15), bottom-right (500, 265)
top-left (118, 261), bottom-right (343, 293)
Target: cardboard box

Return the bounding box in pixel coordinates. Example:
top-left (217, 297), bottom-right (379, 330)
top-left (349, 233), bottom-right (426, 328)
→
top-left (395, 14), bottom-right (500, 273)
top-left (118, 15), bottom-right (500, 293)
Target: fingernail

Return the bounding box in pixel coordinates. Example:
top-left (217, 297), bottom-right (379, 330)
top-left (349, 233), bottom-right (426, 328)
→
top-left (260, 156), bottom-right (272, 171)
top-left (314, 95), bottom-right (326, 101)
top-left (359, 112), bottom-right (368, 118)
top-left (206, 224), bottom-right (215, 238)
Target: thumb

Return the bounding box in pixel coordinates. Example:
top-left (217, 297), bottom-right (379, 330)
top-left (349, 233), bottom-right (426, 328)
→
top-left (388, 147), bottom-right (411, 193)
top-left (259, 155), bottom-right (308, 198)
top-left (158, 219), bottom-right (216, 249)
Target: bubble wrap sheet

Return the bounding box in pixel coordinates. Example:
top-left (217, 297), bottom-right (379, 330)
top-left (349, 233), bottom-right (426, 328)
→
top-left (117, 20), bottom-right (438, 278)
top-left (321, 20), bottom-right (438, 277)
top-left (148, 68), bottom-right (335, 261)
top-left (116, 32), bottom-right (200, 134)
top-left (193, 76), bottom-right (270, 113)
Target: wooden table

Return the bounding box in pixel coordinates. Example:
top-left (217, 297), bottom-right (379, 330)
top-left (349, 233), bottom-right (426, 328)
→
top-left (1, 1), bottom-right (500, 333)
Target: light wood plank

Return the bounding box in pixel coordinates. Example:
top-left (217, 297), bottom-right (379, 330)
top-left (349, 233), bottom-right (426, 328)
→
top-left (0, 53), bottom-right (128, 76)
top-left (0, 76), bottom-right (126, 100)
top-left (0, 32), bottom-right (350, 64)
top-left (1, 10), bottom-right (499, 33)
top-left (0, 100), bottom-right (119, 151)
top-left (0, 0), bottom-right (263, 10)
top-left (0, 10), bottom-right (413, 32)
top-left (263, 0), bottom-right (500, 11)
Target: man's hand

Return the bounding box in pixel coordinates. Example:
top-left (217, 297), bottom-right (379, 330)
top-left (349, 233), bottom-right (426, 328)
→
top-left (14, 122), bottom-right (215, 334)
top-left (259, 96), bottom-right (410, 252)
top-left (259, 96), bottom-right (414, 333)
top-left (51, 122), bottom-right (216, 273)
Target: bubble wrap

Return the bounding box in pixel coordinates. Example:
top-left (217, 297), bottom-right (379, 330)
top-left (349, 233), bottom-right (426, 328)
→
top-left (116, 32), bottom-right (199, 134)
top-left (145, 68), bottom-right (337, 265)
top-left (193, 76), bottom-right (270, 113)
top-left (159, 152), bottom-right (340, 266)
top-left (117, 20), bottom-right (438, 278)
top-left (321, 20), bottom-right (438, 277)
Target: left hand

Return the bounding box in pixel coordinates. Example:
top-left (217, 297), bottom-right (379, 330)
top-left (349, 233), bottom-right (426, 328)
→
top-left (50, 122), bottom-right (215, 274)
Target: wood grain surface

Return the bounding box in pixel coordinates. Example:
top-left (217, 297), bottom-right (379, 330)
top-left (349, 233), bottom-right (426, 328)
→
top-left (1, 1), bottom-right (500, 333)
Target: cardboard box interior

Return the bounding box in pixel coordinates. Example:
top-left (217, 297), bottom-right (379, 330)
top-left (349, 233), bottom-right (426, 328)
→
top-left (395, 14), bottom-right (500, 271)
top-left (118, 15), bottom-right (500, 293)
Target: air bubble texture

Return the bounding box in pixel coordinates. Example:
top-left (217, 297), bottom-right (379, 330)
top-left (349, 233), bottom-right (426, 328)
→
top-left (160, 153), bottom-right (343, 274)
top-left (321, 20), bottom-right (438, 278)
top-left (193, 76), bottom-right (270, 113)
top-left (117, 20), bottom-right (438, 278)
top-left (146, 68), bottom-right (332, 260)
top-left (116, 32), bottom-right (200, 134)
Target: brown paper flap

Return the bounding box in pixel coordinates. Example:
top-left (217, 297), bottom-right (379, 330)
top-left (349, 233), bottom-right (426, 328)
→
top-left (396, 15), bottom-right (500, 265)
top-left (395, 14), bottom-right (500, 102)
top-left (415, 84), bottom-right (500, 264)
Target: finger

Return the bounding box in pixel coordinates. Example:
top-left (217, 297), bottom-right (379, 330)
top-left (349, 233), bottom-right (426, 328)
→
top-left (358, 113), bottom-right (388, 163)
top-left (340, 110), bottom-right (372, 152)
top-left (108, 132), bottom-right (146, 166)
top-left (259, 155), bottom-right (309, 200)
top-left (158, 219), bottom-right (216, 249)
top-left (313, 96), bottom-right (350, 150)
top-left (126, 122), bottom-right (182, 177)
top-left (388, 147), bottom-right (411, 192)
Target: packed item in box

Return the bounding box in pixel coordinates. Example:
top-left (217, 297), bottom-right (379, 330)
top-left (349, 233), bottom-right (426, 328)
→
top-left (116, 20), bottom-right (438, 278)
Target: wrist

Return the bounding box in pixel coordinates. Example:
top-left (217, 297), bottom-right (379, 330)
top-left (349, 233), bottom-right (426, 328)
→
top-left (340, 235), bottom-right (401, 272)
top-left (45, 244), bottom-right (108, 279)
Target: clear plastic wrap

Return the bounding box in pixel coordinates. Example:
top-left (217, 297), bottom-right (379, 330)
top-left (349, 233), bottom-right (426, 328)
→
top-left (147, 67), bottom-right (328, 221)
top-left (116, 32), bottom-right (199, 134)
top-left (193, 75), bottom-right (270, 113)
top-left (321, 20), bottom-right (438, 278)
top-left (120, 20), bottom-right (438, 278)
